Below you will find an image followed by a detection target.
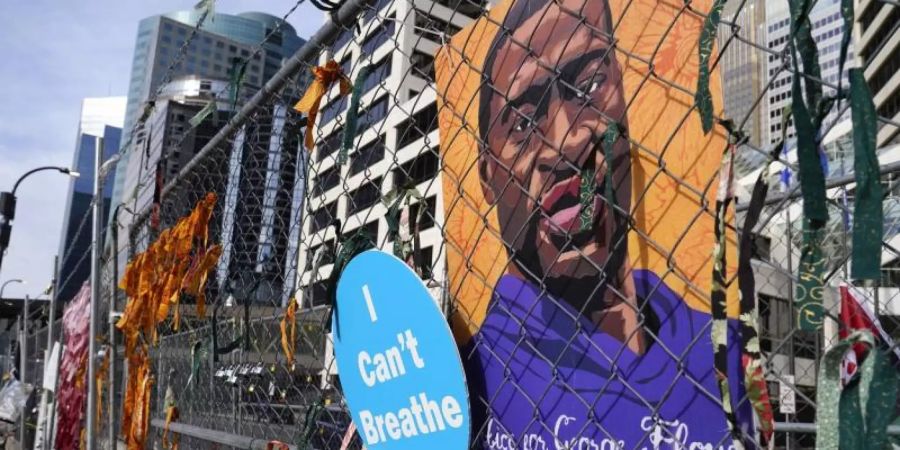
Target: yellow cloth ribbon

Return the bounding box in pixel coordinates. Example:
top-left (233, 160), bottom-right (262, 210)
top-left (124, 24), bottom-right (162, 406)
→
top-left (162, 385), bottom-right (180, 450)
top-left (293, 60), bottom-right (352, 150)
top-left (96, 346), bottom-right (110, 425)
top-left (280, 297), bottom-right (298, 367)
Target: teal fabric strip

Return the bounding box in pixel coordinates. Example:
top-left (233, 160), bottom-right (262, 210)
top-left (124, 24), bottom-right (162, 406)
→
top-left (578, 166), bottom-right (595, 232)
top-left (789, 0), bottom-right (823, 113)
top-left (327, 225), bottom-right (375, 337)
top-left (859, 340), bottom-right (898, 449)
top-left (816, 330), bottom-right (898, 450)
top-left (788, 0), bottom-right (831, 330)
top-left (791, 63), bottom-right (828, 225)
top-left (849, 68), bottom-right (883, 280)
top-left (815, 330), bottom-right (874, 450)
top-left (580, 123), bottom-right (620, 232)
top-left (837, 0), bottom-right (853, 96)
top-left (340, 65), bottom-right (372, 166)
top-left (695, 0), bottom-right (727, 134)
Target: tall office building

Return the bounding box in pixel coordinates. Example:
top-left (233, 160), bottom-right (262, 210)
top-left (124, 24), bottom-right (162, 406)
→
top-left (112, 10), bottom-right (305, 216)
top-left (853, 0), bottom-right (899, 146)
top-left (124, 74), bottom-right (307, 314)
top-left (765, 0), bottom-right (853, 146)
top-left (57, 97), bottom-right (126, 303)
top-left (719, 0), bottom-right (770, 178)
top-left (719, 0), bottom-right (767, 152)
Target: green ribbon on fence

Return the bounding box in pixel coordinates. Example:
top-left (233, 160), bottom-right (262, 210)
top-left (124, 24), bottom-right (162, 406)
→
top-left (815, 330), bottom-right (898, 450)
top-left (189, 339), bottom-right (206, 385)
top-left (578, 164), bottom-right (595, 232)
top-left (298, 400), bottom-right (325, 450)
top-left (787, 0), bottom-right (831, 330)
top-left (579, 123), bottom-right (620, 232)
top-left (340, 65), bottom-right (372, 166)
top-left (189, 101), bottom-right (217, 128)
top-left (849, 68), bottom-right (883, 280)
top-left (194, 0), bottom-right (215, 20)
top-left (695, 0), bottom-right (727, 134)
top-left (384, 184), bottom-right (424, 262)
top-left (790, 0), bottom-right (823, 113)
top-left (229, 58), bottom-right (248, 113)
top-left (326, 223), bottom-right (375, 337)
top-left (710, 141), bottom-right (747, 447)
top-left (737, 140), bottom-right (781, 445)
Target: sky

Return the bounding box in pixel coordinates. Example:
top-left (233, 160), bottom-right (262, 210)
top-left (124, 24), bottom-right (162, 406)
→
top-left (0, 1), bottom-right (324, 300)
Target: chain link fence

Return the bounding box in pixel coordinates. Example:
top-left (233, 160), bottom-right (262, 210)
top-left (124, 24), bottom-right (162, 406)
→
top-left (14, 0), bottom-right (899, 449)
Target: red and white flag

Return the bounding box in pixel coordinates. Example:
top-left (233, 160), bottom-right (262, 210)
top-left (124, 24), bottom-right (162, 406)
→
top-left (839, 284), bottom-right (899, 385)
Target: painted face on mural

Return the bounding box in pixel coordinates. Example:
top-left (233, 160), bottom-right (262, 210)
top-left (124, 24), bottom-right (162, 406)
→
top-left (479, 0), bottom-right (632, 317)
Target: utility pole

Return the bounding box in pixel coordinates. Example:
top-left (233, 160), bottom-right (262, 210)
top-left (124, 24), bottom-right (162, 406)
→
top-left (86, 137), bottom-right (119, 450)
top-left (19, 294), bottom-right (29, 446)
top-left (86, 137), bottom-right (102, 450)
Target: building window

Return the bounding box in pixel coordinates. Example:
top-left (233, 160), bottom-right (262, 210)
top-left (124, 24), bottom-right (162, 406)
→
top-left (306, 280), bottom-right (330, 307)
top-left (410, 196), bottom-right (437, 231)
top-left (345, 220), bottom-right (379, 247)
top-left (347, 177), bottom-right (383, 216)
top-left (363, 0), bottom-right (393, 21)
top-left (340, 55), bottom-right (352, 78)
top-left (417, 246), bottom-right (434, 279)
top-left (411, 51), bottom-right (435, 82)
top-left (316, 127), bottom-right (343, 162)
top-left (394, 150), bottom-right (439, 188)
top-left (415, 10), bottom-right (461, 40)
top-left (312, 166), bottom-right (340, 196)
top-left (333, 28), bottom-right (354, 53)
top-left (362, 20), bottom-right (395, 55)
top-left (310, 201), bottom-right (337, 234)
top-left (307, 239), bottom-right (335, 267)
top-left (320, 96), bottom-right (348, 126)
top-left (396, 103), bottom-right (437, 149)
top-left (356, 96), bottom-right (389, 136)
top-left (350, 135), bottom-right (386, 175)
top-left (362, 56), bottom-right (392, 95)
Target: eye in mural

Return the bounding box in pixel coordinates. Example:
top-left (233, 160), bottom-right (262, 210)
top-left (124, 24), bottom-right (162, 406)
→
top-left (435, 0), bottom-right (755, 448)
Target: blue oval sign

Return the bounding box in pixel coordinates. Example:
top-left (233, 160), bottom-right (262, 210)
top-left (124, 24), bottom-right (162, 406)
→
top-left (333, 250), bottom-right (470, 449)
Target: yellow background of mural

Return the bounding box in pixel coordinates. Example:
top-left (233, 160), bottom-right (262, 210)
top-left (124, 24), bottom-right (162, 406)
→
top-left (436, 0), bottom-right (739, 344)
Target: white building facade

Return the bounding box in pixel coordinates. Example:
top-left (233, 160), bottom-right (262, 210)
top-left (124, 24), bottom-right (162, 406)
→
top-left (765, 0), bottom-right (854, 146)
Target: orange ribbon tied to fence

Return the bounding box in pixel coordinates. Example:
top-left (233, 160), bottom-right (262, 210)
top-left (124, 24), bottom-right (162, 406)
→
top-left (280, 297), bottom-right (299, 367)
top-left (116, 193), bottom-right (221, 450)
top-left (293, 60), bottom-right (352, 150)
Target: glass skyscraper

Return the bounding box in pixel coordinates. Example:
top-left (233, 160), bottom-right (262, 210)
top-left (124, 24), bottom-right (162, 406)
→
top-left (111, 10), bottom-right (305, 214)
top-left (57, 97), bottom-right (125, 303)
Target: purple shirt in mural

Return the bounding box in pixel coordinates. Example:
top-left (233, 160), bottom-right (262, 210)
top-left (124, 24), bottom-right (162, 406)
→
top-left (465, 270), bottom-right (754, 450)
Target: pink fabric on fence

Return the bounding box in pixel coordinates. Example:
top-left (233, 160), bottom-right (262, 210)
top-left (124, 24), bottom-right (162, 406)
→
top-left (54, 283), bottom-right (91, 450)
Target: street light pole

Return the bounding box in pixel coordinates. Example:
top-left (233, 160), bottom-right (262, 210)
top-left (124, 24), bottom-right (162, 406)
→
top-left (0, 166), bottom-right (80, 277)
top-left (0, 278), bottom-right (24, 299)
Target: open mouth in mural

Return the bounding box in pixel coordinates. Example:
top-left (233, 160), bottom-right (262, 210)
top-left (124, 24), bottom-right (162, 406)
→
top-left (539, 167), bottom-right (606, 251)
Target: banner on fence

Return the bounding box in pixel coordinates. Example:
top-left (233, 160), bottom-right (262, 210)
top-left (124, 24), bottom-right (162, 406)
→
top-left (435, 0), bottom-right (753, 447)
